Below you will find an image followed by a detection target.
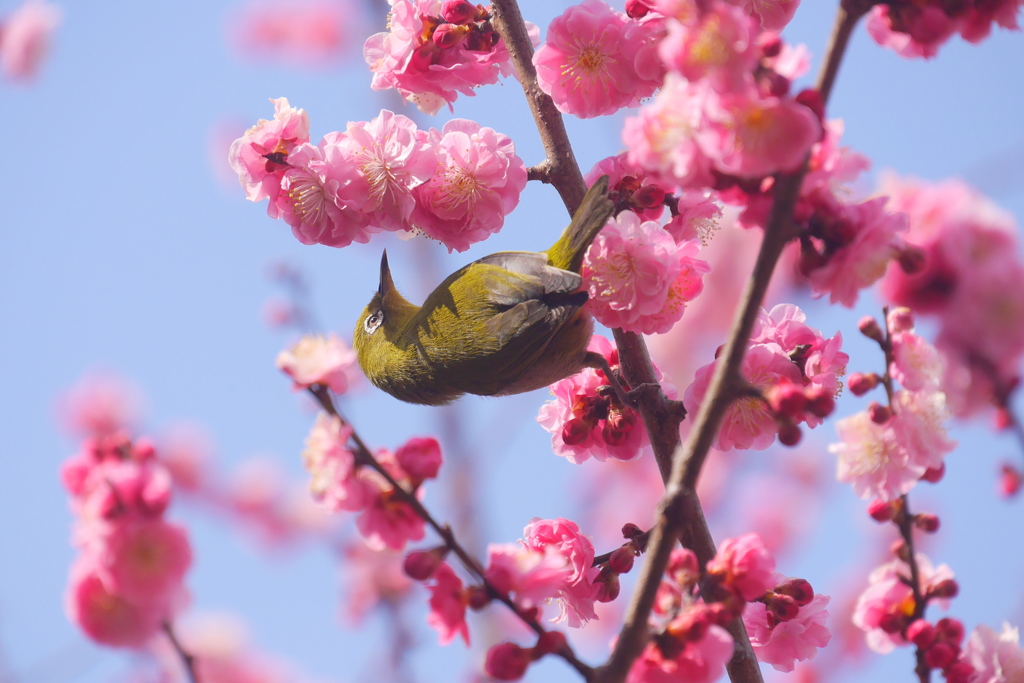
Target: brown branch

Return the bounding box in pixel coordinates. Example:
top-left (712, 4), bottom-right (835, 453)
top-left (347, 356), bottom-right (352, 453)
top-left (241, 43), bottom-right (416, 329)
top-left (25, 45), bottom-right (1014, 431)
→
top-left (490, 0), bottom-right (586, 214)
top-left (162, 621), bottom-right (198, 683)
top-left (308, 386), bottom-right (594, 680)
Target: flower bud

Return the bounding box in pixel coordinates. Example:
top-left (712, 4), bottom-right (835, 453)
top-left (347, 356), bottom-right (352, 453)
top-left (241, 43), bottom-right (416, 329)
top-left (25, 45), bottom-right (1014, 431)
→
top-left (632, 184), bottom-right (666, 209)
top-left (999, 463), bottom-right (1022, 497)
top-left (794, 88), bottom-right (824, 122)
top-left (929, 579), bottom-right (959, 600)
top-left (898, 246), bottom-right (927, 275)
top-left (923, 642), bottom-right (956, 670)
top-left (995, 408), bottom-right (1012, 430)
top-left (805, 386), bottom-right (835, 418)
top-left (609, 546), bottom-right (635, 574)
top-left (403, 547), bottom-right (447, 580)
top-left (945, 661), bottom-right (976, 683)
top-left (922, 464), bottom-right (945, 483)
top-left (758, 31), bottom-right (782, 57)
top-left (767, 381), bottom-right (806, 419)
top-left (595, 570), bottom-right (620, 602)
top-left (914, 513), bottom-right (940, 533)
top-left (858, 316), bottom-right (885, 344)
top-left (868, 402), bottom-right (892, 424)
top-left (395, 437), bottom-right (443, 481)
top-left (777, 420), bottom-right (802, 447)
top-left (622, 522), bottom-right (643, 540)
top-left (561, 418), bottom-right (590, 446)
top-left (467, 584), bottom-right (491, 610)
top-left (879, 612), bottom-right (905, 634)
top-left (441, 0), bottom-right (478, 23)
top-left (868, 498), bottom-right (896, 522)
top-left (775, 578), bottom-right (814, 606)
top-left (907, 620), bottom-right (936, 649)
top-left (133, 438), bottom-right (157, 462)
top-left (624, 0), bottom-right (650, 18)
top-left (936, 617), bottom-right (965, 646)
top-left (765, 592), bottom-right (800, 622)
top-left (533, 631), bottom-right (567, 658)
top-left (848, 372), bottom-right (880, 396)
top-left (887, 307), bottom-right (915, 333)
top-left (485, 642), bottom-right (530, 681)
top-left (432, 23), bottom-right (469, 48)
top-left (667, 548), bottom-right (700, 586)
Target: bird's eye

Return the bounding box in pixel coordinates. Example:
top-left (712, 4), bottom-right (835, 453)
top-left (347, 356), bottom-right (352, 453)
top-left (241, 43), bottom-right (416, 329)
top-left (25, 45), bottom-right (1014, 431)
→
top-left (364, 311), bottom-right (383, 334)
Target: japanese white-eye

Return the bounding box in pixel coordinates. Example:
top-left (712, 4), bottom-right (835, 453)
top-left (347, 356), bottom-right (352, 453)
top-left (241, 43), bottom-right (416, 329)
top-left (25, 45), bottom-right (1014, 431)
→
top-left (353, 176), bottom-right (617, 406)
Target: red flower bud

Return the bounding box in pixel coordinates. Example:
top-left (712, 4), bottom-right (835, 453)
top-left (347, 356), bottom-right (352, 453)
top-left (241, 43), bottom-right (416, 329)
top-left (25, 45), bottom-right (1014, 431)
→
top-left (533, 631), bottom-right (567, 658)
top-left (794, 88), bottom-right (824, 122)
top-left (879, 612), bottom-right (906, 634)
top-left (907, 620), bottom-right (936, 649)
top-left (914, 513), bottom-right (940, 533)
top-left (868, 402), bottom-right (892, 424)
top-left (898, 246), bottom-right (927, 275)
top-left (440, 0), bottom-right (478, 23)
top-left (622, 522), bottom-right (643, 539)
top-left (929, 579), bottom-right (959, 600)
top-left (758, 32), bottom-right (782, 57)
top-left (561, 418), bottom-right (591, 445)
top-left (944, 661), bottom-right (976, 683)
top-left (858, 316), bottom-right (885, 343)
top-left (805, 386), bottom-right (835, 418)
top-left (775, 578), bottom-right (814, 606)
top-left (485, 642), bottom-right (531, 681)
top-left (595, 570), bottom-right (620, 602)
top-left (922, 464), bottom-right (945, 483)
top-left (999, 463), bottom-right (1022, 497)
top-left (467, 585), bottom-right (491, 610)
top-left (403, 547), bottom-right (447, 580)
top-left (632, 184), bottom-right (666, 209)
top-left (609, 546), bottom-right (635, 574)
top-left (624, 0), bottom-right (650, 18)
top-left (868, 498), bottom-right (896, 522)
top-left (923, 642), bottom-right (957, 670)
top-left (848, 372), bottom-right (881, 396)
top-left (777, 420), bottom-right (802, 447)
top-left (432, 23), bottom-right (469, 48)
top-left (765, 592), bottom-right (800, 622)
top-left (936, 617), bottom-right (965, 646)
top-left (887, 307), bottom-right (915, 332)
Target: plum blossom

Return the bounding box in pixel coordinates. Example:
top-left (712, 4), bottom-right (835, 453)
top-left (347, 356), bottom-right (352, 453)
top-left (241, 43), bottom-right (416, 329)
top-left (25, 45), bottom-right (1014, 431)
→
top-left (269, 138), bottom-right (377, 248)
top-left (522, 518), bottom-right (601, 627)
top-left (852, 554), bottom-right (955, 653)
top-left (583, 211), bottom-right (708, 335)
top-left (866, 4), bottom-right (959, 58)
top-left (533, 0), bottom-right (638, 118)
top-left (890, 389), bottom-right (956, 473)
top-left (56, 372), bottom-right (144, 438)
top-left (684, 342), bottom-right (802, 451)
top-left (426, 562), bottom-right (469, 645)
top-left (584, 153), bottom-right (676, 223)
top-left (229, 97), bottom-right (310, 203)
top-left (484, 543), bottom-right (574, 609)
top-left (335, 110), bottom-right (437, 232)
top-left (301, 412), bottom-right (373, 512)
top-left (626, 623), bottom-right (734, 683)
top-left (95, 519), bottom-right (192, 604)
top-left (0, 0), bottom-right (60, 80)
top-left (706, 532), bottom-right (776, 601)
top-left (276, 333), bottom-right (359, 393)
top-left (411, 119), bottom-right (527, 252)
top-left (658, 3), bottom-right (760, 91)
top-left (364, 0), bottom-right (519, 113)
top-left (228, 0), bottom-right (349, 68)
top-left (342, 542), bottom-right (413, 622)
top-left (65, 557), bottom-right (166, 648)
top-left (744, 594), bottom-right (831, 672)
top-left (890, 329), bottom-right (943, 392)
top-left (831, 410), bottom-right (919, 501)
top-left (962, 623), bottom-right (1024, 683)
top-left (731, 0), bottom-right (801, 31)
top-left (354, 449), bottom-right (426, 551)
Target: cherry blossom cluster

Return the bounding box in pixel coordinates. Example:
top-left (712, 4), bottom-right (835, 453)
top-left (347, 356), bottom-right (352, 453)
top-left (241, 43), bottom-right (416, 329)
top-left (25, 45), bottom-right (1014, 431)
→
top-left (0, 0), bottom-right (60, 81)
top-left (867, 0), bottom-right (1023, 59)
top-left (831, 308), bottom-right (956, 501)
top-left (538, 335), bottom-right (676, 463)
top-left (628, 532), bottom-right (830, 682)
top-left (60, 431), bottom-right (192, 648)
top-left (879, 175), bottom-right (1024, 420)
top-left (364, 0), bottom-right (523, 113)
top-left (276, 333), bottom-right (361, 395)
top-left (229, 99), bottom-right (527, 252)
top-left (684, 304), bottom-right (847, 451)
top-left (404, 517), bottom-right (635, 680)
top-left (301, 414), bottom-right (442, 550)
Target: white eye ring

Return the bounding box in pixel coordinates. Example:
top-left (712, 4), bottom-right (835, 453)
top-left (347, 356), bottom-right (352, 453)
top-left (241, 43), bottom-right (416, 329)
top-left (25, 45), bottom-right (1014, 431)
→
top-left (364, 311), bottom-right (383, 334)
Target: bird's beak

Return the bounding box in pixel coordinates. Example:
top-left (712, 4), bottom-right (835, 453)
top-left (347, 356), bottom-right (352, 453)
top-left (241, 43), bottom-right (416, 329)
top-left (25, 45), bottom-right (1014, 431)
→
top-left (378, 250), bottom-right (393, 299)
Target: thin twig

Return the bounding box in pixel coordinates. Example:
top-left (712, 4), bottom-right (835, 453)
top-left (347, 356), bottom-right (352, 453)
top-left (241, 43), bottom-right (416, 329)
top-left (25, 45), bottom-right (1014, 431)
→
top-left (162, 622), bottom-right (198, 683)
top-left (308, 386), bottom-right (595, 680)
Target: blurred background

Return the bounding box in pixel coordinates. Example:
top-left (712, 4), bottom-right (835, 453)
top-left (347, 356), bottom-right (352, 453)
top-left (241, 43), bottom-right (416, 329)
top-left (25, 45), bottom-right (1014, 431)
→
top-left (2, 1), bottom-right (1024, 682)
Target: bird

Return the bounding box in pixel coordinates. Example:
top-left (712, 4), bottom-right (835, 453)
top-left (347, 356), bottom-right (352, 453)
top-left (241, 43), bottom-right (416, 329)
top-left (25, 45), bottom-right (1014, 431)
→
top-left (353, 176), bottom-right (628, 406)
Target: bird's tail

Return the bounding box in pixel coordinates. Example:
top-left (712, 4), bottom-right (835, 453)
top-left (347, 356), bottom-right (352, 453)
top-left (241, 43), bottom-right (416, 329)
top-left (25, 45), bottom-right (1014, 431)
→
top-left (546, 176), bottom-right (615, 273)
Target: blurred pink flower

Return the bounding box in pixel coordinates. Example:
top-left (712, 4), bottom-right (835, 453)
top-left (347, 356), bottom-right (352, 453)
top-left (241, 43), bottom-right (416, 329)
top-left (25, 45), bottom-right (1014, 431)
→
top-left (707, 532), bottom-right (776, 601)
top-left (485, 543), bottom-right (573, 609)
top-left (65, 557), bottom-right (166, 648)
top-left (658, 3), bottom-right (759, 91)
top-left (343, 542), bottom-right (413, 622)
top-left (276, 333), bottom-right (359, 394)
top-left (831, 410), bottom-right (918, 501)
top-left (394, 436), bottom-right (443, 482)
top-left (0, 0), bottom-right (60, 81)
top-left (228, 0), bottom-right (351, 68)
top-left (411, 119), bottom-right (527, 252)
top-left (962, 623), bottom-right (1024, 683)
top-left (426, 562), bottom-right (469, 645)
top-left (96, 518), bottom-right (192, 604)
top-left (745, 594), bottom-right (831, 672)
top-left (731, 0), bottom-right (801, 31)
top-left (626, 623), bottom-right (734, 683)
top-left (56, 371), bottom-right (144, 438)
top-left (890, 329), bottom-right (943, 392)
top-left (301, 412), bottom-right (373, 512)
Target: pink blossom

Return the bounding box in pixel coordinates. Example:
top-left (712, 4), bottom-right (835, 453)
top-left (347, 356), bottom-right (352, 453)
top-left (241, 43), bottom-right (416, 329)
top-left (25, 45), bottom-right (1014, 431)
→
top-left (96, 518), bottom-right (192, 604)
top-left (852, 555), bottom-right (954, 653)
top-left (640, 239), bottom-right (712, 334)
top-left (890, 330), bottom-right (943, 391)
top-left (664, 190), bottom-right (722, 244)
top-left (962, 623), bottom-right (1024, 683)
top-left (522, 518), bottom-right (601, 627)
top-left (65, 557), bottom-right (166, 648)
top-left (960, 0), bottom-right (1023, 43)
top-left (269, 138), bottom-right (377, 248)
top-left (342, 542), bottom-right (413, 622)
top-left (0, 0), bottom-right (60, 80)
top-left (684, 342), bottom-right (802, 451)
top-left (658, 3), bottom-right (759, 91)
top-left (803, 196), bottom-right (908, 307)
top-left (866, 4), bottom-right (959, 59)
top-left (533, 0), bottom-right (637, 118)
top-left (626, 624), bottom-right (734, 683)
top-left (364, 0), bottom-right (519, 113)
top-left (301, 413), bottom-right (373, 512)
top-left (744, 594), bottom-right (830, 672)
top-left (335, 111), bottom-right (436, 231)
top-left (700, 86), bottom-right (820, 178)
top-left (890, 389), bottom-right (956, 472)
top-left (706, 532), bottom-right (776, 601)
top-left (394, 436), bottom-right (443, 482)
top-left (584, 153), bottom-right (676, 223)
top-left (582, 211), bottom-right (682, 334)
top-left (831, 410), bottom-right (921, 501)
top-left (227, 0), bottom-right (349, 68)
top-left (411, 119), bottom-right (527, 252)
top-left (730, 0), bottom-right (801, 31)
top-left (619, 13), bottom-right (668, 105)
top-left (276, 333), bottom-right (359, 393)
top-left (426, 562), bottom-right (469, 645)
top-left (355, 465), bottom-right (426, 551)
top-left (537, 336), bottom-right (665, 464)
top-left (56, 372), bottom-right (144, 438)
top-left (228, 97), bottom-right (310, 203)
top-left (623, 74), bottom-right (715, 189)
top-left (484, 543), bottom-right (573, 609)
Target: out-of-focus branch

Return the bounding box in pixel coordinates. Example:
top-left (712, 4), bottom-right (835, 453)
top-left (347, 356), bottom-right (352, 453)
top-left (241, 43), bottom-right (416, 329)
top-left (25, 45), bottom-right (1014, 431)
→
top-left (162, 622), bottom-right (198, 683)
top-left (308, 386), bottom-right (594, 680)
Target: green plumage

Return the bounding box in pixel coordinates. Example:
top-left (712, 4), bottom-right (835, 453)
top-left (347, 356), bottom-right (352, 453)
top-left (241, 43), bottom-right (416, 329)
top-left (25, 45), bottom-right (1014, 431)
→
top-left (353, 176), bottom-right (614, 406)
